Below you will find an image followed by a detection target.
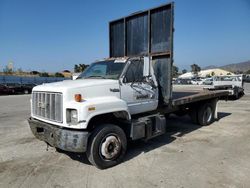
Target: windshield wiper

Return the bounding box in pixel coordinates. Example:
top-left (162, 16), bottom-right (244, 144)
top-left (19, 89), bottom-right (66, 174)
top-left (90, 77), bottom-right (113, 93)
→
top-left (85, 75), bottom-right (106, 79)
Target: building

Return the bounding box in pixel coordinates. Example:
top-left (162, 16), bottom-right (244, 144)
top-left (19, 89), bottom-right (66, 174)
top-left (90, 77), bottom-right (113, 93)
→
top-left (179, 68), bottom-right (234, 79)
top-left (61, 71), bottom-right (72, 78)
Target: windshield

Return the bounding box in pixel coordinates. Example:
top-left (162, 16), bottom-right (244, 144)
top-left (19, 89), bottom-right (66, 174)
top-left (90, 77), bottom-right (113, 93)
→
top-left (77, 60), bottom-right (126, 80)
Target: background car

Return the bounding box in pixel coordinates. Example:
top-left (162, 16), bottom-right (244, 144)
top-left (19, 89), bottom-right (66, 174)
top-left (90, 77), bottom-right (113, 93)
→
top-left (174, 78), bottom-right (192, 85)
top-left (191, 78), bottom-right (204, 85)
top-left (3, 83), bottom-right (35, 94)
top-left (243, 75), bottom-right (250, 83)
top-left (203, 78), bottom-right (213, 85)
top-left (21, 83), bottom-right (37, 94)
top-left (4, 83), bottom-right (23, 94)
top-left (0, 84), bottom-right (14, 95)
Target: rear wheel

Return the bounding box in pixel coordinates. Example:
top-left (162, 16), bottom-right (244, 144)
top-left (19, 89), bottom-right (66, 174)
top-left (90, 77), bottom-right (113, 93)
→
top-left (197, 103), bottom-right (214, 126)
top-left (234, 89), bottom-right (239, 99)
top-left (86, 124), bottom-right (127, 169)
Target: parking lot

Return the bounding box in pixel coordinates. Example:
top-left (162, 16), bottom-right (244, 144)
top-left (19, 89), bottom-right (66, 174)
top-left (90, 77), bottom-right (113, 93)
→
top-left (0, 84), bottom-right (250, 188)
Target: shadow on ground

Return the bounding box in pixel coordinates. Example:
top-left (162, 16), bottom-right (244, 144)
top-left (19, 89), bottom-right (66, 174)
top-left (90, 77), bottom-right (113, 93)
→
top-left (217, 112), bottom-right (231, 119)
top-left (57, 111), bottom-right (231, 167)
top-left (124, 112), bottom-right (231, 163)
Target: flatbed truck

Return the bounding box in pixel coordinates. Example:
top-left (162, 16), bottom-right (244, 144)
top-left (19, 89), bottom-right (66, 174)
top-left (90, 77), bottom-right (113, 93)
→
top-left (28, 2), bottom-right (228, 169)
top-left (204, 75), bottom-right (244, 99)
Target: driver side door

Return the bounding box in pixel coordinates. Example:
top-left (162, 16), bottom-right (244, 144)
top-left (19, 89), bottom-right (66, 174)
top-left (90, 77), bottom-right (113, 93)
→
top-left (120, 59), bottom-right (158, 115)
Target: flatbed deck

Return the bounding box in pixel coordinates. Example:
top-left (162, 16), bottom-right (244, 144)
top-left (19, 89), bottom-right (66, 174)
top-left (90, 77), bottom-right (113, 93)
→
top-left (135, 85), bottom-right (229, 117)
top-left (172, 90), bottom-right (228, 106)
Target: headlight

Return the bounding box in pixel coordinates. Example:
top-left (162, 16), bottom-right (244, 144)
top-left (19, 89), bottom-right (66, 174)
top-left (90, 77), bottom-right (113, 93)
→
top-left (66, 109), bottom-right (78, 124)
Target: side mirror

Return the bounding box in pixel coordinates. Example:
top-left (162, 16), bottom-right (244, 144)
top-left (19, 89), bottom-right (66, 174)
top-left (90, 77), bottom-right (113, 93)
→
top-left (143, 57), bottom-right (150, 77)
top-left (123, 76), bottom-right (128, 83)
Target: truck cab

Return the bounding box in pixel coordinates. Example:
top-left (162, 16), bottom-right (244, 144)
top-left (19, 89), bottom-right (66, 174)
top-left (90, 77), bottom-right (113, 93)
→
top-left (78, 57), bottom-right (159, 115)
top-left (28, 56), bottom-right (166, 168)
top-left (30, 57), bottom-right (157, 128)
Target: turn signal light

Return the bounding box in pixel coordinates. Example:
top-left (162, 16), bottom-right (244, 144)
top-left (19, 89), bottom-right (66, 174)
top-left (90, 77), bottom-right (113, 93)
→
top-left (74, 94), bottom-right (82, 102)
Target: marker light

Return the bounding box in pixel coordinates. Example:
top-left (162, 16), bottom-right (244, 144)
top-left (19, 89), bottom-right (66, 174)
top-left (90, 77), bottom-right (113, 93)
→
top-left (75, 94), bottom-right (82, 102)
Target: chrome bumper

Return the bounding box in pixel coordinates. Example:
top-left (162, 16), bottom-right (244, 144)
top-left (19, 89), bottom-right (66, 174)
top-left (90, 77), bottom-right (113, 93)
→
top-left (28, 117), bottom-right (89, 153)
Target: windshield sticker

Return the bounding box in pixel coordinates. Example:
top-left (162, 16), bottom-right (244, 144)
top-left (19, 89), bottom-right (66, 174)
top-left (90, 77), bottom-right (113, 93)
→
top-left (114, 59), bottom-right (127, 63)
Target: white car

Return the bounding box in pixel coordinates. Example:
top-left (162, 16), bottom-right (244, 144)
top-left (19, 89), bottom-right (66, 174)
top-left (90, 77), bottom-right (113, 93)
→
top-left (191, 78), bottom-right (204, 85)
top-left (203, 78), bottom-right (213, 85)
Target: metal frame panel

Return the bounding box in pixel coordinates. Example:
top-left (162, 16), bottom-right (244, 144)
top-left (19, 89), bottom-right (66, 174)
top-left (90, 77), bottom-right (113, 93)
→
top-left (109, 2), bottom-right (174, 58)
top-left (109, 2), bottom-right (174, 104)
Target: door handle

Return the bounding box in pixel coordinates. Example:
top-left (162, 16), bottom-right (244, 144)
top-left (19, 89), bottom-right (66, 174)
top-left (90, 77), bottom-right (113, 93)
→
top-left (110, 88), bottom-right (120, 92)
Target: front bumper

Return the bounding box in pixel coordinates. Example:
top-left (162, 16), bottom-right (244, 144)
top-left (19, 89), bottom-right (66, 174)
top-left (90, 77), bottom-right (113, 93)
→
top-left (28, 117), bottom-right (89, 153)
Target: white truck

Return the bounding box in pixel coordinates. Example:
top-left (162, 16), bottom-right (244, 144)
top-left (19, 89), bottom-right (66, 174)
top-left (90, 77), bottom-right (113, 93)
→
top-left (28, 3), bottom-right (228, 169)
top-left (205, 75), bottom-right (244, 99)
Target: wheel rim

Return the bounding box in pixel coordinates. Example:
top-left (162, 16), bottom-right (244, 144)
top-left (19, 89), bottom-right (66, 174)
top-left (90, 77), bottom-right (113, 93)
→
top-left (100, 135), bottom-right (121, 160)
top-left (204, 106), bottom-right (212, 123)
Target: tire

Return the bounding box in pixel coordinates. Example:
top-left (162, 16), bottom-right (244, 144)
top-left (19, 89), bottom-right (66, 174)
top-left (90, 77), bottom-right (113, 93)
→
top-left (197, 103), bottom-right (214, 126)
top-left (234, 89), bottom-right (239, 99)
top-left (86, 124), bottom-right (127, 169)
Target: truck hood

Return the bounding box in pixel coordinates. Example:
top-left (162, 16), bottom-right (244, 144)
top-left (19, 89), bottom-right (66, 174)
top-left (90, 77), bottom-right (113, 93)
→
top-left (33, 79), bottom-right (120, 100)
top-left (34, 79), bottom-right (119, 92)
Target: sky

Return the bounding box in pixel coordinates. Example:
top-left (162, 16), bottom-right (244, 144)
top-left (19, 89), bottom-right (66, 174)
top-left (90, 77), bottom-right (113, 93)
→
top-left (0, 0), bottom-right (250, 72)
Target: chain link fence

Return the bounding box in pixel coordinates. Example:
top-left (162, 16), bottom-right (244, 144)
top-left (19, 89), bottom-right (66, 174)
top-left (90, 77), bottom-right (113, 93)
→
top-left (0, 75), bottom-right (69, 85)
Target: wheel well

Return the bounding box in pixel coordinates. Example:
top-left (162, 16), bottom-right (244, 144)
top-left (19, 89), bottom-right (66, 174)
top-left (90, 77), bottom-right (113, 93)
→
top-left (86, 111), bottom-right (131, 132)
top-left (187, 98), bottom-right (218, 125)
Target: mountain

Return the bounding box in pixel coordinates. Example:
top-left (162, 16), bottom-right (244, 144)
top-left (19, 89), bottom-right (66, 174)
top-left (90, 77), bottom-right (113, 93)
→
top-left (203, 60), bottom-right (250, 73)
top-left (202, 65), bottom-right (218, 70)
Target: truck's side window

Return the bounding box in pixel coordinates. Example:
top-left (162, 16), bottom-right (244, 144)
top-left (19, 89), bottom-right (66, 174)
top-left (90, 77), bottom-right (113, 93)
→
top-left (124, 60), bottom-right (144, 83)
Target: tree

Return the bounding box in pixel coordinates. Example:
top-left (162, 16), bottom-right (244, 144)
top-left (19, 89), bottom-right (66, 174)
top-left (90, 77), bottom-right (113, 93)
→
top-left (3, 65), bottom-right (13, 74)
top-left (172, 65), bottom-right (179, 78)
top-left (39, 72), bottom-right (49, 77)
top-left (211, 71), bottom-right (215, 76)
top-left (234, 70), bottom-right (243, 74)
top-left (30, 71), bottom-right (40, 75)
top-left (190, 64), bottom-right (201, 78)
top-left (74, 65), bottom-right (79, 73)
top-left (245, 70), bottom-right (250, 74)
top-left (63, 70), bottom-right (71, 73)
top-left (182, 69), bottom-right (187, 74)
top-left (17, 68), bottom-right (23, 74)
top-left (74, 64), bottom-right (89, 73)
top-left (55, 72), bottom-right (65, 77)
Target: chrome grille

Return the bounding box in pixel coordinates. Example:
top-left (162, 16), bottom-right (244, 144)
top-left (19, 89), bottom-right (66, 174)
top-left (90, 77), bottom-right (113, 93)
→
top-left (32, 92), bottom-right (63, 122)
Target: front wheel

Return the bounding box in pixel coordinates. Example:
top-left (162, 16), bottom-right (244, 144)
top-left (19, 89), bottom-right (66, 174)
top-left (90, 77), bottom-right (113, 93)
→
top-left (86, 124), bottom-right (127, 169)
